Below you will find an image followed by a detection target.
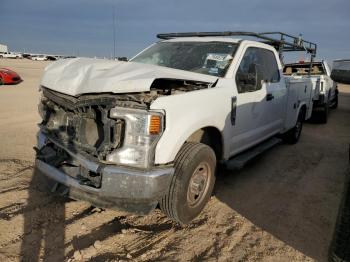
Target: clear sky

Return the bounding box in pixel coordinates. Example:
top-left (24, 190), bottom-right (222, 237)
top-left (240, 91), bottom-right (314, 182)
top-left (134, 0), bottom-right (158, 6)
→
top-left (1, 0), bottom-right (349, 63)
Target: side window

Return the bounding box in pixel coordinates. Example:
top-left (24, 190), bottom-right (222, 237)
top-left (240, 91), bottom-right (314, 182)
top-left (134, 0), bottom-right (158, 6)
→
top-left (235, 47), bottom-right (280, 94)
top-left (258, 49), bottom-right (280, 83)
top-left (235, 47), bottom-right (263, 93)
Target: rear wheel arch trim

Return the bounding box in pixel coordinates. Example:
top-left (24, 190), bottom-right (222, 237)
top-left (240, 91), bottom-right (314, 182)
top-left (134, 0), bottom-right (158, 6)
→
top-left (299, 104), bottom-right (307, 120)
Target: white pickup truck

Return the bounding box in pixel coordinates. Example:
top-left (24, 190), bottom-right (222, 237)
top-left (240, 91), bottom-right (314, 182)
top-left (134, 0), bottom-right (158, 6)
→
top-left (0, 52), bottom-right (22, 59)
top-left (283, 60), bottom-right (338, 123)
top-left (35, 32), bottom-right (315, 224)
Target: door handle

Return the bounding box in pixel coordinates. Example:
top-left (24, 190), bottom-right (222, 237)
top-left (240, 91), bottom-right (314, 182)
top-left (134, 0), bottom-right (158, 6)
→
top-left (231, 96), bottom-right (237, 125)
top-left (266, 93), bottom-right (274, 101)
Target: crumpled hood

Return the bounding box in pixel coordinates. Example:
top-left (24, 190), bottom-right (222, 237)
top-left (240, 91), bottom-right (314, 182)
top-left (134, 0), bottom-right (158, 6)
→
top-left (41, 58), bottom-right (217, 96)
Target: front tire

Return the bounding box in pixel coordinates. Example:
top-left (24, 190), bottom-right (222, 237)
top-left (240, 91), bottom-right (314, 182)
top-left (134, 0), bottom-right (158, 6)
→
top-left (160, 142), bottom-right (216, 224)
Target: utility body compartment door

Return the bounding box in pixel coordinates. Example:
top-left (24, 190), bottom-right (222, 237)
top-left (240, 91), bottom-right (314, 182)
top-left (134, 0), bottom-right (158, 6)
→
top-left (284, 78), bottom-right (313, 129)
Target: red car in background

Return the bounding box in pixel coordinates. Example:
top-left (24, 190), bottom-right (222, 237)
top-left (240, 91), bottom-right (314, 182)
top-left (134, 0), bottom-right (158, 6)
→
top-left (0, 68), bottom-right (22, 85)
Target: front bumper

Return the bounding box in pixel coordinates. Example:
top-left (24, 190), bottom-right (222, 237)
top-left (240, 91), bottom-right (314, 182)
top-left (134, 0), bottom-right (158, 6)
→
top-left (36, 132), bottom-right (174, 214)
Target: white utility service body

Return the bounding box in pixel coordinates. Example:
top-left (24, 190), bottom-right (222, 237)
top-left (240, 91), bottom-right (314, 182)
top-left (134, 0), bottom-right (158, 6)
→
top-left (36, 35), bottom-right (313, 223)
top-left (310, 61), bottom-right (338, 111)
top-left (284, 60), bottom-right (338, 122)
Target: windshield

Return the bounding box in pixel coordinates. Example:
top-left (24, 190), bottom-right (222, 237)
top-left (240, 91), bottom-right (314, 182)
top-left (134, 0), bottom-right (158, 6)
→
top-left (131, 41), bottom-right (238, 77)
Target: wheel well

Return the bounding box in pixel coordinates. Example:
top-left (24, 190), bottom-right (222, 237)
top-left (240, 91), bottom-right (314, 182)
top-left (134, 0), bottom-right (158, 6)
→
top-left (186, 127), bottom-right (223, 160)
top-left (300, 105), bottom-right (307, 120)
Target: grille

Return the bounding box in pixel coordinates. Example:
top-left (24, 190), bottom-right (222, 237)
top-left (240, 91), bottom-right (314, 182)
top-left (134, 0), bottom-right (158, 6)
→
top-left (41, 88), bottom-right (124, 159)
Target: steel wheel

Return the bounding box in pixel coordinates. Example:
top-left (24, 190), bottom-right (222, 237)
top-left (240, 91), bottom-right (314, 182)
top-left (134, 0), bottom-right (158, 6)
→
top-left (160, 142), bottom-right (216, 224)
top-left (187, 162), bottom-right (211, 208)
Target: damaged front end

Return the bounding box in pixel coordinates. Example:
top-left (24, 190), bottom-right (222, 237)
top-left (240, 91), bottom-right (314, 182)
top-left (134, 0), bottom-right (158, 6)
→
top-left (36, 87), bottom-right (170, 212)
top-left (35, 78), bottom-right (210, 213)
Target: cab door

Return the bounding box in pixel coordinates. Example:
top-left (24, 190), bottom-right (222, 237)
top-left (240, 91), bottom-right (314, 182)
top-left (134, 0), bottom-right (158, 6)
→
top-left (228, 46), bottom-right (284, 157)
top-left (258, 48), bottom-right (286, 133)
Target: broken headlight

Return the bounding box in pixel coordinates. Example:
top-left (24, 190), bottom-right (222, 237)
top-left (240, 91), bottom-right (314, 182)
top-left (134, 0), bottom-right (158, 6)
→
top-left (108, 107), bottom-right (164, 169)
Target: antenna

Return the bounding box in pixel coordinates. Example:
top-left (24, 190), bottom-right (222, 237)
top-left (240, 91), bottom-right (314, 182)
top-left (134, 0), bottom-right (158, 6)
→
top-left (113, 7), bottom-right (117, 59)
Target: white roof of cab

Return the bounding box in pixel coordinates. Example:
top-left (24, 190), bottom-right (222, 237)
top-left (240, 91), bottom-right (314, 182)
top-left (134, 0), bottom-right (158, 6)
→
top-left (162, 37), bottom-right (241, 43)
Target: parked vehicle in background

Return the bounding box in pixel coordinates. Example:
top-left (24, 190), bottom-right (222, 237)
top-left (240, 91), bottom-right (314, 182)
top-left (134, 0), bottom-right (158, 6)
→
top-left (0, 52), bottom-right (23, 59)
top-left (116, 57), bottom-right (128, 61)
top-left (46, 56), bottom-right (58, 61)
top-left (283, 60), bottom-right (338, 123)
top-left (36, 32), bottom-right (317, 224)
top-left (0, 68), bottom-right (22, 85)
top-left (22, 53), bottom-right (32, 59)
top-left (331, 59), bottom-right (350, 84)
top-left (0, 44), bottom-right (8, 53)
top-left (31, 55), bottom-right (47, 61)
top-left (62, 56), bottom-right (77, 59)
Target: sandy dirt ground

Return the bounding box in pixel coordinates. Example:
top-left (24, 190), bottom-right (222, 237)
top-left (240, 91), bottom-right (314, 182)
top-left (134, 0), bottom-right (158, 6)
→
top-left (0, 59), bottom-right (349, 262)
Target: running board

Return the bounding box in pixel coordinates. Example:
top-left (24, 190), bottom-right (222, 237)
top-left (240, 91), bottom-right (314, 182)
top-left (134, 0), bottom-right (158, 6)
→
top-left (225, 137), bottom-right (282, 170)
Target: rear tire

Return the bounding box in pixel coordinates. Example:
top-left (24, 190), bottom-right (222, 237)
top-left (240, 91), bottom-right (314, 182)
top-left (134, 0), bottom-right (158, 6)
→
top-left (0, 78), bottom-right (3, 85)
top-left (330, 94), bottom-right (338, 109)
top-left (320, 101), bottom-right (329, 124)
top-left (160, 142), bottom-right (216, 224)
top-left (283, 109), bottom-right (304, 144)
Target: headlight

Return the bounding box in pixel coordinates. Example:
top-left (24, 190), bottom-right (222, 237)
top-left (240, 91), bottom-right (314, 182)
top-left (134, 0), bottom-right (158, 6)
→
top-left (107, 107), bottom-right (164, 169)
